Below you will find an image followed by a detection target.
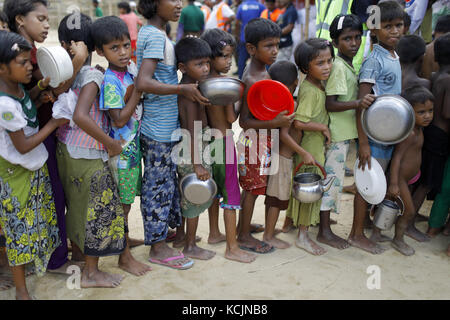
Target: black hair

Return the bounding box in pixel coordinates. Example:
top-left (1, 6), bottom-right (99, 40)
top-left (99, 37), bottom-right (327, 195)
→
top-left (118, 2), bottom-right (131, 13)
top-left (166, 23), bottom-right (171, 38)
top-left (0, 11), bottom-right (8, 25)
top-left (91, 16), bottom-right (130, 50)
top-left (0, 30), bottom-right (32, 65)
top-left (397, 35), bottom-right (426, 64)
top-left (378, 1), bottom-right (405, 23)
top-left (175, 37), bottom-right (211, 65)
top-left (329, 14), bottom-right (363, 42)
top-left (3, 0), bottom-right (48, 32)
top-left (403, 11), bottom-right (411, 29)
top-left (434, 32), bottom-right (450, 66)
top-left (401, 85), bottom-right (434, 107)
top-left (435, 15), bottom-right (450, 34)
top-left (268, 60), bottom-right (298, 88)
top-left (58, 12), bottom-right (95, 52)
top-left (138, 0), bottom-right (158, 20)
top-left (294, 38), bottom-right (335, 74)
top-left (244, 18), bottom-right (281, 46)
top-left (201, 28), bottom-right (236, 58)
top-left (264, 0), bottom-right (275, 3)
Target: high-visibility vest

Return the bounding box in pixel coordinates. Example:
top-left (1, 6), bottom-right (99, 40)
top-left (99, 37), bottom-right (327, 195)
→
top-left (316, 0), bottom-right (368, 72)
top-left (201, 5), bottom-right (211, 23)
top-left (260, 8), bottom-right (283, 23)
top-left (217, 2), bottom-right (229, 31)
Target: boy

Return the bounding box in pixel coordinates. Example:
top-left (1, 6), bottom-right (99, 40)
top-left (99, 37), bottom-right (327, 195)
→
top-left (92, 16), bottom-right (152, 276)
top-left (425, 33), bottom-right (450, 238)
top-left (264, 60), bottom-right (315, 249)
top-left (118, 1), bottom-right (143, 63)
top-left (397, 35), bottom-right (430, 90)
top-left (173, 37), bottom-right (216, 261)
top-left (237, 18), bottom-right (293, 254)
top-left (388, 86), bottom-right (434, 255)
top-left (349, 1), bottom-right (404, 254)
top-left (275, 0), bottom-right (297, 61)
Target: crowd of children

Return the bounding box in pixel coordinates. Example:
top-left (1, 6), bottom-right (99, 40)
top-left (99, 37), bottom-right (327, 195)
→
top-left (0, 0), bottom-right (449, 300)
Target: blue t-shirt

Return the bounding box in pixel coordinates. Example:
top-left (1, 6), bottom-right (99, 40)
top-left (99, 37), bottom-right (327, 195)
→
top-left (236, 0), bottom-right (266, 42)
top-left (137, 25), bottom-right (179, 142)
top-left (278, 3), bottom-right (298, 48)
top-left (359, 44), bottom-right (402, 160)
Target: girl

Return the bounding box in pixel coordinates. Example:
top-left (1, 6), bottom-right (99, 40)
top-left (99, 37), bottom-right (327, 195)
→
top-left (0, 31), bottom-right (66, 300)
top-left (135, 0), bottom-right (209, 269)
top-left (286, 38), bottom-right (334, 256)
top-left (4, 0), bottom-right (90, 273)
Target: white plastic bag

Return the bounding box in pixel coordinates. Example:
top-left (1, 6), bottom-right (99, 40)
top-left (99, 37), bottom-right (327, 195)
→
top-left (52, 89), bottom-right (78, 127)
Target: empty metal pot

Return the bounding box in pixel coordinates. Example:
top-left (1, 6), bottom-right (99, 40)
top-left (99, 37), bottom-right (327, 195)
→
top-left (199, 77), bottom-right (245, 106)
top-left (292, 162), bottom-right (335, 203)
top-left (179, 173), bottom-right (217, 205)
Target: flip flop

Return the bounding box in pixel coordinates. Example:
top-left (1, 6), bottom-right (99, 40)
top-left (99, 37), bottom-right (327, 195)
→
top-left (239, 241), bottom-right (275, 254)
top-left (148, 253), bottom-right (194, 270)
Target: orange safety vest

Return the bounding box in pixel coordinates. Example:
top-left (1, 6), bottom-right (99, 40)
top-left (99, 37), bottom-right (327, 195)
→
top-left (216, 2), bottom-right (230, 31)
top-left (201, 5), bottom-right (211, 23)
top-left (260, 8), bottom-right (283, 23)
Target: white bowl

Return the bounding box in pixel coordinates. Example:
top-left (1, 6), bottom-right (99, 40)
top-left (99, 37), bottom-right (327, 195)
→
top-left (37, 46), bottom-right (74, 88)
top-left (354, 157), bottom-right (387, 204)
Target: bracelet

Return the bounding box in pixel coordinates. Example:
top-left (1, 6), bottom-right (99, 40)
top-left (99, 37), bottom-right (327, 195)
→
top-left (37, 80), bottom-right (46, 91)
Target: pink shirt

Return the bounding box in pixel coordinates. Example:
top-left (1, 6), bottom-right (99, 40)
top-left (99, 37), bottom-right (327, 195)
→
top-left (120, 12), bottom-right (143, 41)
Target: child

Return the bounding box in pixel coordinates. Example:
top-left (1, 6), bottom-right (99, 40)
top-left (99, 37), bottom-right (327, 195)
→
top-left (0, 31), bottom-right (66, 299)
top-left (0, 11), bottom-right (10, 31)
top-left (285, 38), bottom-right (333, 256)
top-left (350, 1), bottom-right (405, 254)
top-left (173, 37), bottom-right (216, 261)
top-left (201, 28), bottom-right (256, 263)
top-left (388, 86), bottom-right (434, 256)
top-left (264, 60), bottom-right (315, 249)
top-left (237, 18), bottom-right (292, 255)
top-left (56, 14), bottom-right (127, 288)
top-left (319, 14), bottom-right (375, 250)
top-left (5, 0), bottom-right (91, 274)
top-left (92, 16), bottom-right (151, 276)
top-left (397, 35), bottom-right (430, 90)
top-left (135, 0), bottom-right (209, 270)
top-left (118, 2), bottom-right (143, 63)
top-left (425, 33), bottom-right (450, 238)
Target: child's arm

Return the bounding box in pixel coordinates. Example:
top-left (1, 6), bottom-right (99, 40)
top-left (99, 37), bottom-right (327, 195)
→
top-left (225, 103), bottom-right (237, 124)
top-left (8, 118), bottom-right (68, 154)
top-left (136, 58), bottom-right (210, 105)
top-left (280, 126), bottom-right (315, 165)
top-left (294, 120), bottom-right (331, 145)
top-left (29, 77), bottom-right (51, 104)
top-left (356, 82), bottom-right (375, 169)
top-left (107, 87), bottom-right (142, 128)
top-left (388, 136), bottom-right (413, 197)
top-left (325, 94), bottom-right (375, 112)
top-left (72, 82), bottom-right (123, 157)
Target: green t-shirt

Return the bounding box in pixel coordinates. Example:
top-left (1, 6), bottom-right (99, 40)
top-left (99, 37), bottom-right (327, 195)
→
top-left (180, 4), bottom-right (204, 33)
top-left (325, 55), bottom-right (358, 142)
top-left (95, 6), bottom-right (103, 18)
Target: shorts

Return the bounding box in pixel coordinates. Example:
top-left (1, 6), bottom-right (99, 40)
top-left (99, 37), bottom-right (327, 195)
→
top-left (264, 155), bottom-right (293, 210)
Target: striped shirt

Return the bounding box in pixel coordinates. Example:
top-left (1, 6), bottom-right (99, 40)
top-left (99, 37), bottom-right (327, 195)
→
top-left (137, 24), bottom-right (179, 142)
top-left (57, 66), bottom-right (108, 150)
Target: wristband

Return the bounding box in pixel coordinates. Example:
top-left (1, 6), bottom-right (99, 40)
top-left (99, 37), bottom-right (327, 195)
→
top-left (37, 80), bottom-right (46, 91)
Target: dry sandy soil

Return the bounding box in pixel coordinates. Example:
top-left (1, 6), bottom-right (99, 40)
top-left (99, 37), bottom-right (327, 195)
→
top-left (0, 31), bottom-right (449, 300)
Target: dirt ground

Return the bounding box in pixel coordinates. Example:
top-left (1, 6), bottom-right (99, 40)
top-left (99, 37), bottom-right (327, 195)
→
top-left (0, 31), bottom-right (449, 300)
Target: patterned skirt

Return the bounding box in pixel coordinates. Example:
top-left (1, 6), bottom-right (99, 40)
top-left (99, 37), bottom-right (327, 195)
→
top-left (0, 158), bottom-right (60, 276)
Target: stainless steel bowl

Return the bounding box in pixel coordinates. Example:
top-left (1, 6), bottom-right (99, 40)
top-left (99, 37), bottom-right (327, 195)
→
top-left (179, 173), bottom-right (217, 205)
top-left (199, 77), bottom-right (245, 106)
top-left (361, 94), bottom-right (415, 145)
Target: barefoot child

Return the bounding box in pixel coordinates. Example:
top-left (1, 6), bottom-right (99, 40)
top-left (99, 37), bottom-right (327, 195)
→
top-left (92, 16), bottom-right (152, 276)
top-left (201, 28), bottom-right (256, 263)
top-left (387, 86), bottom-right (434, 256)
top-left (135, 0), bottom-right (209, 270)
top-left (237, 18), bottom-right (293, 255)
top-left (319, 14), bottom-right (376, 251)
top-left (56, 15), bottom-right (127, 288)
top-left (397, 35), bottom-right (430, 90)
top-left (0, 31), bottom-right (66, 299)
top-left (286, 38), bottom-right (333, 256)
top-left (426, 33), bottom-right (450, 238)
top-left (350, 1), bottom-right (405, 254)
top-left (264, 60), bottom-right (315, 249)
top-left (173, 37), bottom-right (215, 261)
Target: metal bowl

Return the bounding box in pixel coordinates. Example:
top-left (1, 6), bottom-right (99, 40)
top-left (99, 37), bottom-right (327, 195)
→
top-left (361, 94), bottom-right (415, 145)
top-left (199, 77), bottom-right (245, 106)
top-left (179, 173), bottom-right (217, 205)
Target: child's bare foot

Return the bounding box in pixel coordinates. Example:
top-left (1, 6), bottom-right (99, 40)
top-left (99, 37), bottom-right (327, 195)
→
top-left (208, 233), bottom-right (226, 245)
top-left (173, 235), bottom-right (202, 248)
top-left (250, 223), bottom-right (265, 234)
top-left (81, 269), bottom-right (124, 288)
top-left (317, 231), bottom-right (349, 249)
top-left (263, 235), bottom-right (291, 249)
top-left (183, 245), bottom-right (216, 260)
top-left (426, 227), bottom-right (442, 238)
top-left (128, 237), bottom-right (145, 248)
top-left (391, 238), bottom-right (415, 256)
top-left (369, 231), bottom-right (392, 243)
top-left (295, 233), bottom-right (327, 255)
top-left (118, 252), bottom-right (152, 276)
top-left (47, 260), bottom-right (85, 274)
top-left (0, 274), bottom-right (13, 291)
top-left (225, 247), bottom-right (256, 263)
top-left (405, 225), bottom-right (431, 242)
top-left (348, 235), bottom-right (386, 254)
top-left (281, 217), bottom-right (294, 233)
top-left (15, 288), bottom-right (32, 300)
